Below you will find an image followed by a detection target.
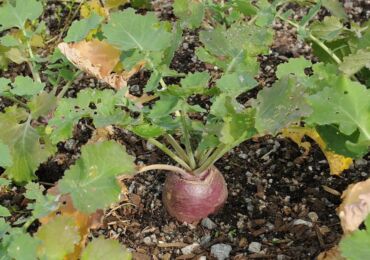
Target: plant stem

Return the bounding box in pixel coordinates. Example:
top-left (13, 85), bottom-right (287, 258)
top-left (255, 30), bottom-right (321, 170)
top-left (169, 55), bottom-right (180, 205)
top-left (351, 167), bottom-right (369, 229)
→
top-left (198, 148), bottom-right (215, 166)
top-left (276, 14), bottom-right (342, 64)
top-left (21, 29), bottom-right (41, 83)
top-left (194, 144), bottom-right (230, 175)
top-left (148, 138), bottom-right (192, 172)
top-left (164, 134), bottom-right (190, 164)
top-left (57, 71), bottom-right (82, 99)
top-left (179, 110), bottom-right (196, 169)
top-left (137, 164), bottom-right (190, 176)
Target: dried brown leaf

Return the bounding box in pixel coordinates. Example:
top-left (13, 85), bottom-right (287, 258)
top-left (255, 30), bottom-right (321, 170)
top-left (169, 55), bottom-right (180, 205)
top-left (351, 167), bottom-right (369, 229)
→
top-left (317, 246), bottom-right (345, 260)
top-left (338, 178), bottom-right (370, 233)
top-left (58, 40), bottom-right (144, 90)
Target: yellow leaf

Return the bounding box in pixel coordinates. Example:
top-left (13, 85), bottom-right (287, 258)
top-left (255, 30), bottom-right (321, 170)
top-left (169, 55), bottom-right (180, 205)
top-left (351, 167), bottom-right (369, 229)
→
top-left (281, 127), bottom-right (353, 175)
top-left (105, 0), bottom-right (129, 9)
top-left (5, 48), bottom-right (27, 64)
top-left (30, 34), bottom-right (44, 48)
top-left (80, 0), bottom-right (108, 18)
top-left (338, 178), bottom-right (370, 233)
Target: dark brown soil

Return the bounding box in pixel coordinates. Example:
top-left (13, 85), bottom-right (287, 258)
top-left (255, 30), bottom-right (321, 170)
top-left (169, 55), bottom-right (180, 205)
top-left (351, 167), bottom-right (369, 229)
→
top-left (1, 1), bottom-right (370, 260)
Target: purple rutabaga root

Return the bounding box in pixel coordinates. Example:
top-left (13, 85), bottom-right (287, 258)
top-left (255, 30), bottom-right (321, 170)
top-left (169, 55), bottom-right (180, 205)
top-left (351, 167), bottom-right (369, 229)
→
top-left (162, 166), bottom-right (228, 223)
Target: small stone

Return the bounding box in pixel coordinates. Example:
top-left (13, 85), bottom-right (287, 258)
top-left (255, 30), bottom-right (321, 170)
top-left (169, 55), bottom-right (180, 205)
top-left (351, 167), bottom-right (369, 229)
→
top-left (182, 42), bottom-right (189, 49)
top-left (198, 257), bottom-right (207, 260)
top-left (143, 236), bottom-right (152, 245)
top-left (293, 219), bottom-right (313, 227)
top-left (211, 244), bottom-right (232, 260)
top-left (277, 254), bottom-right (287, 260)
top-left (248, 242), bottom-right (261, 253)
top-left (238, 153), bottom-right (248, 159)
top-left (201, 218), bottom-right (217, 230)
top-left (308, 212), bottom-right (319, 222)
top-left (200, 234), bottom-right (211, 246)
top-left (181, 243), bottom-right (199, 255)
top-left (355, 158), bottom-right (367, 166)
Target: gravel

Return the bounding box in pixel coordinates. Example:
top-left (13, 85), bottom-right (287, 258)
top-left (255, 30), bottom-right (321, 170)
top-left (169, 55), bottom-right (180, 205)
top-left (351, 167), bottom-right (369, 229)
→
top-left (210, 244), bottom-right (232, 260)
top-left (248, 242), bottom-right (262, 253)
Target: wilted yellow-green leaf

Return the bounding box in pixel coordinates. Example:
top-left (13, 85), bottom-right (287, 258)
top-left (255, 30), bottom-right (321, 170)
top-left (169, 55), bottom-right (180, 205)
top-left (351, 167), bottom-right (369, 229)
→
top-left (281, 127), bottom-right (353, 175)
top-left (30, 34), bottom-right (44, 47)
top-left (338, 178), bottom-right (370, 233)
top-left (5, 48), bottom-right (27, 64)
top-left (105, 0), bottom-right (129, 9)
top-left (81, 0), bottom-right (109, 18)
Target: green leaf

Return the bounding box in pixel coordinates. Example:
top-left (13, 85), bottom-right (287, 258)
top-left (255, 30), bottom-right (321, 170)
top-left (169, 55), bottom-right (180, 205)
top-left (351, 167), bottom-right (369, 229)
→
top-left (28, 91), bottom-right (57, 119)
top-left (24, 182), bottom-right (59, 218)
top-left (0, 141), bottom-right (12, 167)
top-left (310, 16), bottom-right (343, 42)
top-left (58, 141), bottom-right (135, 213)
top-left (148, 95), bottom-right (179, 119)
top-left (0, 35), bottom-right (20, 47)
top-left (306, 76), bottom-right (370, 154)
top-left (216, 72), bottom-right (257, 97)
top-left (0, 0), bottom-right (43, 30)
top-left (0, 177), bottom-right (10, 187)
top-left (48, 89), bottom-right (121, 143)
top-left (102, 8), bottom-right (172, 51)
top-left (339, 48), bottom-right (370, 76)
top-left (276, 57), bottom-right (312, 79)
top-left (0, 107), bottom-right (56, 182)
top-left (255, 76), bottom-right (312, 134)
top-left (322, 0), bottom-right (347, 21)
top-left (0, 78), bottom-right (11, 94)
top-left (132, 124), bottom-right (164, 138)
top-left (340, 215), bottom-right (370, 260)
top-left (36, 216), bottom-right (81, 259)
top-left (7, 233), bottom-right (40, 260)
top-left (0, 205), bottom-right (10, 217)
top-left (10, 76), bottom-right (44, 97)
top-left (173, 0), bottom-right (205, 29)
top-left (64, 13), bottom-right (103, 42)
top-left (81, 237), bottom-right (132, 260)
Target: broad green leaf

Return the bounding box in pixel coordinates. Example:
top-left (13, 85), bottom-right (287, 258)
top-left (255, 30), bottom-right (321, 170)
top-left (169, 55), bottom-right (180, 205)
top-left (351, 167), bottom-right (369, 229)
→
top-left (36, 216), bottom-right (81, 259)
top-left (310, 16), bottom-right (343, 42)
top-left (0, 205), bottom-right (10, 217)
top-left (322, 0), bottom-right (347, 20)
top-left (58, 141), bottom-right (135, 213)
top-left (276, 57), bottom-right (312, 79)
top-left (0, 78), bottom-right (10, 94)
top-left (81, 237), bottom-right (131, 260)
top-left (64, 13), bottom-right (103, 42)
top-left (0, 107), bottom-right (56, 182)
top-left (216, 72), bottom-right (257, 97)
top-left (148, 95), bottom-right (179, 119)
top-left (173, 0), bottom-right (205, 29)
top-left (0, 0), bottom-right (43, 30)
top-left (340, 215), bottom-right (370, 260)
top-left (306, 76), bottom-right (370, 154)
top-left (132, 124), bottom-right (164, 138)
top-left (28, 91), bottom-right (57, 119)
top-left (10, 76), bottom-right (45, 97)
top-left (166, 71), bottom-right (210, 97)
top-left (339, 48), bottom-right (370, 76)
top-left (0, 177), bottom-right (10, 187)
top-left (48, 89), bottom-right (121, 143)
top-left (255, 76), bottom-right (312, 134)
top-left (102, 8), bottom-right (172, 51)
top-left (0, 141), bottom-right (12, 167)
top-left (24, 182), bottom-right (59, 219)
top-left (198, 23), bottom-right (272, 75)
top-left (0, 35), bottom-right (20, 47)
top-left (7, 233), bottom-right (40, 260)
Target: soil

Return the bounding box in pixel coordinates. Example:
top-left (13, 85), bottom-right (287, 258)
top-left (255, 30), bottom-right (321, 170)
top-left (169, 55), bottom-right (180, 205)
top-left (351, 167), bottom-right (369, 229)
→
top-left (0, 1), bottom-right (370, 260)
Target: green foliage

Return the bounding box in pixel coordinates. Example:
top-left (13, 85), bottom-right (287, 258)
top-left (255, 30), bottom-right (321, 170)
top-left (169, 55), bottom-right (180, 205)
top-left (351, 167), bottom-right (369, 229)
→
top-left (81, 237), bottom-right (132, 260)
top-left (103, 8), bottom-right (172, 51)
top-left (0, 0), bottom-right (43, 30)
top-left (173, 0), bottom-right (205, 29)
top-left (58, 141), bottom-right (135, 213)
top-left (64, 13), bottom-right (103, 42)
top-left (340, 215), bottom-right (370, 260)
top-left (36, 215), bottom-right (81, 259)
top-left (24, 182), bottom-right (59, 218)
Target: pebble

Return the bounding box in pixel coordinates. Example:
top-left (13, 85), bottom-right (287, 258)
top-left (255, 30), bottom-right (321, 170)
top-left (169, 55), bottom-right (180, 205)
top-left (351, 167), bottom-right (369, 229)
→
top-left (200, 234), bottom-right (211, 246)
top-left (143, 236), bottom-right (153, 245)
top-left (355, 158), bottom-right (367, 166)
top-left (201, 218), bottom-right (217, 229)
top-left (248, 242), bottom-right (262, 253)
top-left (308, 212), bottom-right (319, 222)
top-left (198, 257), bottom-right (207, 260)
top-left (210, 244), bottom-right (232, 260)
top-left (181, 242), bottom-right (199, 255)
top-left (293, 219), bottom-right (313, 227)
